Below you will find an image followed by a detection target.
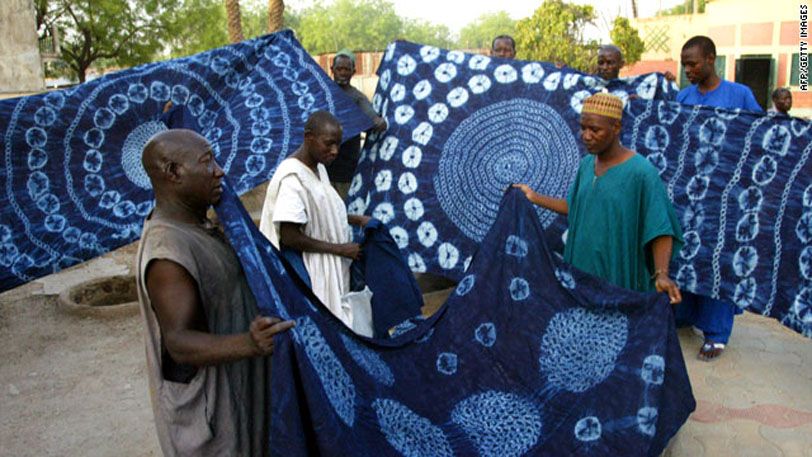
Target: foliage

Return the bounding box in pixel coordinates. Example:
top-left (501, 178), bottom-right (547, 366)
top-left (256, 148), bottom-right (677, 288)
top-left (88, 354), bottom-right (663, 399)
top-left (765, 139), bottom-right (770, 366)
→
top-left (661, 0), bottom-right (706, 15)
top-left (295, 0), bottom-right (403, 53)
top-left (168, 0), bottom-right (298, 58)
top-left (402, 19), bottom-right (456, 50)
top-left (609, 17), bottom-right (644, 66)
top-left (168, 0), bottom-right (229, 57)
top-left (458, 11), bottom-right (516, 50)
top-left (515, 0), bottom-right (600, 72)
top-left (41, 0), bottom-right (180, 82)
top-left (292, 0), bottom-right (453, 54)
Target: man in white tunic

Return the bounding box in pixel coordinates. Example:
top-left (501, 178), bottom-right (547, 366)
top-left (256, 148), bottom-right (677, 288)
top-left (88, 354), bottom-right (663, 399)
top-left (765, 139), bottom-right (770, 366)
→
top-left (260, 111), bottom-right (370, 328)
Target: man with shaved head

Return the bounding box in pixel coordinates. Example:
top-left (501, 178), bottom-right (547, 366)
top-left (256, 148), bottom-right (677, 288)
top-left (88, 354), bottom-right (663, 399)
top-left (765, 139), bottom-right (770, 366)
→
top-left (136, 129), bottom-right (294, 456)
top-left (260, 111), bottom-right (372, 331)
top-left (597, 44), bottom-right (624, 81)
top-left (514, 93), bottom-right (683, 301)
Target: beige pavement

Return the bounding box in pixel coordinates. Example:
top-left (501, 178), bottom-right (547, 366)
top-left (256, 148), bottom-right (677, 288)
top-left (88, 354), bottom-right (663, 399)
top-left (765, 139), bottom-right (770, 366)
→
top-left (666, 313), bottom-right (812, 457)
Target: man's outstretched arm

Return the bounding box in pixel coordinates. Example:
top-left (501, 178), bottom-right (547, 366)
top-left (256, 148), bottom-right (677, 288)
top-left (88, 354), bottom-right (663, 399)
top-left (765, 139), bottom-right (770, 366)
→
top-left (650, 235), bottom-right (682, 304)
top-left (512, 184), bottom-right (569, 215)
top-left (146, 259), bottom-right (295, 367)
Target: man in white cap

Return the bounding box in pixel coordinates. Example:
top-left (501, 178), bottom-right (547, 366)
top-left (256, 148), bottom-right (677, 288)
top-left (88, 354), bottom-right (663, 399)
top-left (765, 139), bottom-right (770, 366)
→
top-left (514, 93), bottom-right (683, 301)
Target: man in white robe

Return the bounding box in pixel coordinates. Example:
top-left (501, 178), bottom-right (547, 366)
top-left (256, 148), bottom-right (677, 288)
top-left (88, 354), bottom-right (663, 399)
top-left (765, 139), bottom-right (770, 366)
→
top-left (260, 111), bottom-right (370, 329)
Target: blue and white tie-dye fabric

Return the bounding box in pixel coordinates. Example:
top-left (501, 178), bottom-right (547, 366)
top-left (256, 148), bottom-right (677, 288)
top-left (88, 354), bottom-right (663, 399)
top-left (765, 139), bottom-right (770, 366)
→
top-left (622, 101), bottom-right (812, 336)
top-left (350, 40), bottom-right (676, 282)
top-left (215, 179), bottom-right (695, 457)
top-left (352, 40), bottom-right (812, 337)
top-left (0, 30), bottom-right (373, 291)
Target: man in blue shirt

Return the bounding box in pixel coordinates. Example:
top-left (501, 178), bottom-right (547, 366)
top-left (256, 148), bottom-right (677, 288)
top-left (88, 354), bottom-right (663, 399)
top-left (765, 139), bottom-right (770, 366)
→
top-left (676, 36), bottom-right (763, 361)
top-left (677, 35), bottom-right (762, 111)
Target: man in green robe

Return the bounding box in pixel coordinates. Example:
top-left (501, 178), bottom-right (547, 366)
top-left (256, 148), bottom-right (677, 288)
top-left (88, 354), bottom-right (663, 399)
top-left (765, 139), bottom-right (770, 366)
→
top-left (513, 93), bottom-right (683, 302)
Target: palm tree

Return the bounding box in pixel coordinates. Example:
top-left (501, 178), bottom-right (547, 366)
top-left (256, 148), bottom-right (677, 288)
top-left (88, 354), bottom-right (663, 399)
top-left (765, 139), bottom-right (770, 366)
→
top-left (225, 0), bottom-right (244, 43)
top-left (268, 0), bottom-right (284, 33)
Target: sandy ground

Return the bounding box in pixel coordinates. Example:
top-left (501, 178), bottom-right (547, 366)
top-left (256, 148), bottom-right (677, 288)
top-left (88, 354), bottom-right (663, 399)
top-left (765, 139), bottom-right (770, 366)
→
top-left (0, 243), bottom-right (159, 457)
top-left (1, 233), bottom-right (810, 456)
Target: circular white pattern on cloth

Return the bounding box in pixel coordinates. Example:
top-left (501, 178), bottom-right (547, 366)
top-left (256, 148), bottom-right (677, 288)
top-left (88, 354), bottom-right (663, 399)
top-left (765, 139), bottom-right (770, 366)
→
top-left (397, 55), bottom-right (417, 76)
top-left (394, 105), bottom-right (415, 125)
top-left (390, 226), bottom-right (409, 249)
top-left (437, 242), bottom-right (459, 269)
top-left (469, 55), bottom-right (491, 70)
top-left (121, 121), bottom-right (167, 189)
top-left (434, 63), bottom-right (458, 83)
top-left (413, 79), bottom-right (433, 100)
top-left (447, 87), bottom-right (470, 108)
top-left (434, 98), bottom-right (579, 241)
top-left (417, 221), bottom-right (438, 247)
top-left (521, 63), bottom-right (545, 84)
top-left (451, 391), bottom-right (542, 457)
top-left (574, 416), bottom-right (601, 442)
top-left (379, 136), bottom-right (399, 161)
top-left (641, 355), bottom-right (665, 385)
top-left (398, 172), bottom-right (418, 194)
top-left (563, 73), bottom-right (580, 90)
top-left (494, 65), bottom-right (518, 84)
top-left (404, 198), bottom-right (424, 221)
top-left (402, 145), bottom-right (423, 168)
top-left (390, 83), bottom-right (406, 102)
top-left (447, 50), bottom-right (466, 64)
top-left (428, 103), bottom-right (449, 123)
top-left (408, 252), bottom-right (427, 272)
top-left (468, 75), bottom-right (492, 94)
top-left (792, 287), bottom-right (812, 324)
top-left (420, 45), bottom-right (441, 62)
top-left (379, 69), bottom-right (392, 91)
top-left (375, 170), bottom-right (393, 192)
top-left (635, 74), bottom-right (659, 99)
top-left (543, 72), bottom-right (561, 91)
top-left (752, 156), bottom-right (778, 185)
top-left (539, 307), bottom-right (628, 393)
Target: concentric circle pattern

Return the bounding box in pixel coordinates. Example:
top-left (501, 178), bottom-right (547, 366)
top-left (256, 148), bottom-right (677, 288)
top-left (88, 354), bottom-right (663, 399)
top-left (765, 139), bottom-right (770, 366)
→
top-left (433, 98), bottom-right (579, 241)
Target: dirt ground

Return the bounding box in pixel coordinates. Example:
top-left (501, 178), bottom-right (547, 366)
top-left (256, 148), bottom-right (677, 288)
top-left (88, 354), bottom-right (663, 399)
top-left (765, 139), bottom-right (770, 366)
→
top-left (0, 243), bottom-right (160, 457)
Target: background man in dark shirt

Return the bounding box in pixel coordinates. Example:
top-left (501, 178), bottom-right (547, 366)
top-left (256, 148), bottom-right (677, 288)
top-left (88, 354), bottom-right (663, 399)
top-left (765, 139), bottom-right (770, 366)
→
top-left (327, 49), bottom-right (387, 199)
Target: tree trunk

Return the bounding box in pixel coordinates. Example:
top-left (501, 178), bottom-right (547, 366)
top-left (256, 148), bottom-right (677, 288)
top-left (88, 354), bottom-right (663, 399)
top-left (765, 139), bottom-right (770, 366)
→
top-left (225, 0), bottom-right (244, 43)
top-left (268, 0), bottom-right (284, 33)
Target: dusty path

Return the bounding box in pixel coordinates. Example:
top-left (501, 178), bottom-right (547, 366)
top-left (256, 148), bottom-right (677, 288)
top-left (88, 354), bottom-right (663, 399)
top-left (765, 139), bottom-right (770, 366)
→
top-left (0, 243), bottom-right (159, 457)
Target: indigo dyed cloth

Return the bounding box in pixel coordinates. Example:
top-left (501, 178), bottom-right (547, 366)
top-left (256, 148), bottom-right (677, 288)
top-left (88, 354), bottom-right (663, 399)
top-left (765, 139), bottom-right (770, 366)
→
top-left (0, 30), bottom-right (373, 291)
top-left (349, 41), bottom-right (677, 281)
top-left (621, 100), bottom-right (812, 337)
top-left (351, 41), bottom-right (812, 337)
top-left (215, 180), bottom-right (695, 456)
top-left (351, 219), bottom-right (424, 338)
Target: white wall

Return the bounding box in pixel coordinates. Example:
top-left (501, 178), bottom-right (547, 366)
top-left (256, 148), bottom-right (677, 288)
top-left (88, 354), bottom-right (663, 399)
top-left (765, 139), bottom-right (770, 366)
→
top-left (0, 0), bottom-right (44, 93)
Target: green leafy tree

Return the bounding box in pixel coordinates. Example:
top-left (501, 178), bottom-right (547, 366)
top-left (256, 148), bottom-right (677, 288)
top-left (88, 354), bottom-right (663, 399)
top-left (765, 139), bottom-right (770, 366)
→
top-left (51, 0), bottom-right (180, 82)
top-left (296, 0), bottom-right (403, 53)
top-left (169, 0), bottom-right (229, 57)
top-left (292, 0), bottom-right (452, 54)
top-left (168, 0), bottom-right (298, 58)
top-left (515, 0), bottom-right (599, 72)
top-left (458, 11), bottom-right (516, 50)
top-left (402, 19), bottom-right (455, 49)
top-left (609, 17), bottom-right (644, 66)
top-left (661, 0), bottom-right (706, 15)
